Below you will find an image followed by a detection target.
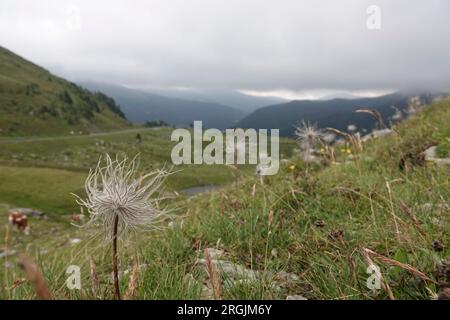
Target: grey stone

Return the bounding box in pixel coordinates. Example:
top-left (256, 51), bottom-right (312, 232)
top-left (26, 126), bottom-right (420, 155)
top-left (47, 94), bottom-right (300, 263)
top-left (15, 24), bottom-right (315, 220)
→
top-left (424, 146), bottom-right (450, 166)
top-left (196, 258), bottom-right (258, 280)
top-left (286, 295), bottom-right (308, 300)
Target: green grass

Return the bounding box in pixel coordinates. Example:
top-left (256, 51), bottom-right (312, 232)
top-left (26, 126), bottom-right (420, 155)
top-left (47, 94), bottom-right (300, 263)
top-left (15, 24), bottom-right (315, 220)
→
top-left (436, 140), bottom-right (450, 158)
top-left (0, 46), bottom-right (129, 136)
top-left (0, 126), bottom-right (295, 192)
top-left (0, 98), bottom-right (449, 300)
top-left (0, 166), bottom-right (85, 217)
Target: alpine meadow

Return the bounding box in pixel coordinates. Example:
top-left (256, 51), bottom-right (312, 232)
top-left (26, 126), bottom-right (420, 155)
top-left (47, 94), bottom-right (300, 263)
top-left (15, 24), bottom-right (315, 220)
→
top-left (0, 0), bottom-right (449, 307)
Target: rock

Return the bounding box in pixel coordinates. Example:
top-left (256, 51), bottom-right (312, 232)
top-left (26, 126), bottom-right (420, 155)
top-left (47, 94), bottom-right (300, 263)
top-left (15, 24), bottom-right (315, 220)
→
top-left (424, 146), bottom-right (450, 166)
top-left (196, 258), bottom-right (258, 280)
top-left (424, 146), bottom-right (436, 160)
top-left (194, 250), bottom-right (303, 296)
top-left (275, 271), bottom-right (300, 283)
top-left (222, 278), bottom-right (281, 292)
top-left (200, 248), bottom-right (226, 260)
top-left (286, 295), bottom-right (308, 300)
top-left (362, 129), bottom-right (393, 142)
top-left (0, 249), bottom-right (16, 259)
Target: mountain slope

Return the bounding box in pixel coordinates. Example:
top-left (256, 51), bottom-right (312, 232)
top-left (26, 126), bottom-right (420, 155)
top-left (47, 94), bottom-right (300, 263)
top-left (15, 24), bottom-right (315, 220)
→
top-left (81, 82), bottom-right (245, 129)
top-left (146, 87), bottom-right (287, 113)
top-left (0, 47), bottom-right (129, 136)
top-left (236, 92), bottom-right (437, 136)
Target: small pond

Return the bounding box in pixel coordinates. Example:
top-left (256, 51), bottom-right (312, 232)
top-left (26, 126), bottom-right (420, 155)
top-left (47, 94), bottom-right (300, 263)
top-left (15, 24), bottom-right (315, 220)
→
top-left (180, 185), bottom-right (221, 196)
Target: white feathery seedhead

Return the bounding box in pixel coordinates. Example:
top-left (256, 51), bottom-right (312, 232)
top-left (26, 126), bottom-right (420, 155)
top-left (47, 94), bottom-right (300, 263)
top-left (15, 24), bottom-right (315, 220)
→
top-left (74, 154), bottom-right (168, 240)
top-left (294, 121), bottom-right (323, 149)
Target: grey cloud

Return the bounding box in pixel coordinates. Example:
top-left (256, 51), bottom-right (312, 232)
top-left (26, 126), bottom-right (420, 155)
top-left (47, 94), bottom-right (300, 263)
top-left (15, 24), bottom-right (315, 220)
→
top-left (1, 0), bottom-right (449, 95)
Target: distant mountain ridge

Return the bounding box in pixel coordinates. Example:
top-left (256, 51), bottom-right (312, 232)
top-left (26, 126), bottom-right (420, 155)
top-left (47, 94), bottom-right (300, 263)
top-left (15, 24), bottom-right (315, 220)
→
top-left (146, 88), bottom-right (287, 113)
top-left (80, 82), bottom-right (245, 129)
top-left (0, 46), bottom-right (129, 136)
top-left (236, 92), bottom-right (438, 137)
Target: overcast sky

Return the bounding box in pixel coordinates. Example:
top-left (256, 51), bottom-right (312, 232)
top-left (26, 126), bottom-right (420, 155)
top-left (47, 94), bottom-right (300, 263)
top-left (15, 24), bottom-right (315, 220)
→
top-left (1, 0), bottom-right (450, 99)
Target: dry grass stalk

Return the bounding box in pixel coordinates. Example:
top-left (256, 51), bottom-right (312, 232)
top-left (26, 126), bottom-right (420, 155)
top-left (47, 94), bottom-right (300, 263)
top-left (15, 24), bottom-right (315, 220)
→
top-left (8, 278), bottom-right (27, 290)
top-left (355, 108), bottom-right (385, 128)
top-left (268, 210), bottom-right (274, 228)
top-left (360, 248), bottom-right (395, 300)
top-left (204, 248), bottom-right (222, 300)
top-left (398, 201), bottom-right (427, 237)
top-left (363, 248), bottom-right (436, 284)
top-left (323, 145), bottom-right (336, 163)
top-left (18, 254), bottom-right (52, 300)
top-left (352, 133), bottom-right (363, 153)
top-left (89, 256), bottom-right (99, 298)
top-left (385, 181), bottom-right (401, 240)
top-left (326, 128), bottom-right (363, 152)
top-left (326, 127), bottom-right (351, 140)
top-left (124, 258), bottom-right (140, 300)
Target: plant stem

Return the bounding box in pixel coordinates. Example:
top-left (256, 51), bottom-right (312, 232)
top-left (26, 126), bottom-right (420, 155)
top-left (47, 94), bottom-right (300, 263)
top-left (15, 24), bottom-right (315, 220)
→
top-left (112, 214), bottom-right (121, 300)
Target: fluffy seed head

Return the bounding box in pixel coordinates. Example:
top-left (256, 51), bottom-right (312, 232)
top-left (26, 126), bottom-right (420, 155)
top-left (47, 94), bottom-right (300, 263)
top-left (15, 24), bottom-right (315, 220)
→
top-left (74, 154), bottom-right (168, 240)
top-left (295, 121), bottom-right (323, 149)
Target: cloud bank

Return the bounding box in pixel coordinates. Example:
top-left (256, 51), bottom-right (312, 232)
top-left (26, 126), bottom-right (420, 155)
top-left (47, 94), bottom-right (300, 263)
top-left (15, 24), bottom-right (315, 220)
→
top-left (1, 0), bottom-right (449, 98)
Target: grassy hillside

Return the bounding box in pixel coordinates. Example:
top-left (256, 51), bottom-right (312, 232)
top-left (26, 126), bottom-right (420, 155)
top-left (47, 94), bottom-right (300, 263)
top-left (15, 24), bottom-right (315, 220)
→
top-left (0, 47), bottom-right (129, 136)
top-left (0, 98), bottom-right (448, 300)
